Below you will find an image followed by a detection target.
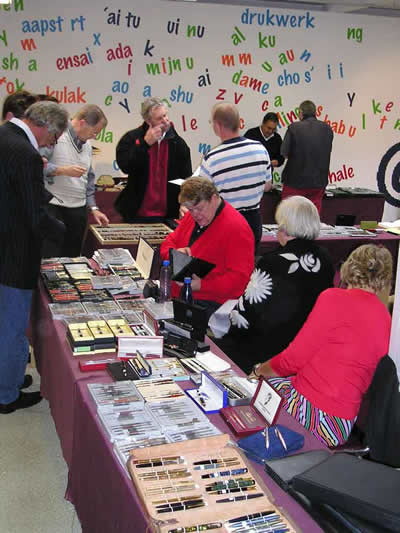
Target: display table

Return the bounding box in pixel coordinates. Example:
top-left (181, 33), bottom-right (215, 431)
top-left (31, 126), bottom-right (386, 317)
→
top-left (259, 231), bottom-right (400, 272)
top-left (31, 283), bottom-right (325, 533)
top-left (260, 188), bottom-right (385, 225)
top-left (94, 187), bottom-right (385, 228)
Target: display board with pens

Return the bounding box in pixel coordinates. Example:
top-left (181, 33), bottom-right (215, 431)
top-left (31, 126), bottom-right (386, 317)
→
top-left (90, 223), bottom-right (172, 245)
top-left (127, 434), bottom-right (297, 533)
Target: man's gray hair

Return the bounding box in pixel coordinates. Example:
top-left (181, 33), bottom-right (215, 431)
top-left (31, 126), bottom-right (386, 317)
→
top-left (25, 101), bottom-right (69, 135)
top-left (141, 97), bottom-right (165, 121)
top-left (73, 104), bottom-right (107, 127)
top-left (275, 195), bottom-right (320, 240)
top-left (299, 100), bottom-right (316, 117)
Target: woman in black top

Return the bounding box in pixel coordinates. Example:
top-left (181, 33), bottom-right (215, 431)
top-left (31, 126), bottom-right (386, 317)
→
top-left (215, 195), bottom-right (334, 373)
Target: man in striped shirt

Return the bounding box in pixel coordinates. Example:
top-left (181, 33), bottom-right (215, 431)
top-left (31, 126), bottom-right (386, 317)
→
top-left (199, 103), bottom-right (271, 252)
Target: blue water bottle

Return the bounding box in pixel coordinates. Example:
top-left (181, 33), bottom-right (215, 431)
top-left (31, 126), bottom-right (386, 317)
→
top-left (159, 260), bottom-right (172, 303)
top-left (180, 276), bottom-right (193, 304)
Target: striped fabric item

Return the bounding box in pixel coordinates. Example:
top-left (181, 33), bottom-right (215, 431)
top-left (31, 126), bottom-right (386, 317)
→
top-left (268, 377), bottom-right (355, 447)
top-left (200, 137), bottom-right (271, 211)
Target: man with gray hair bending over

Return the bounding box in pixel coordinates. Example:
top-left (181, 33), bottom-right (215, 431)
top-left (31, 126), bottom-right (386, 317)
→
top-left (43, 104), bottom-right (109, 258)
top-left (115, 97), bottom-right (192, 222)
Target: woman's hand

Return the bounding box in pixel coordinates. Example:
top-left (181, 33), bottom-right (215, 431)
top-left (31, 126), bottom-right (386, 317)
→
top-left (249, 361), bottom-right (278, 379)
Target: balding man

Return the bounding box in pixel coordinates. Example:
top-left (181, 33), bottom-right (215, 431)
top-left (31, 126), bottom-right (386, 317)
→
top-left (200, 103), bottom-right (272, 252)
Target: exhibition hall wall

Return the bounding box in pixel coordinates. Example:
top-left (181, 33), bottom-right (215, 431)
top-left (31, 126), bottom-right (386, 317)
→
top-left (1, 0), bottom-right (400, 217)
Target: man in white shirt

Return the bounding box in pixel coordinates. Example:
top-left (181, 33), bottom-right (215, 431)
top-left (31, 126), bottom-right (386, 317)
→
top-left (43, 104), bottom-right (109, 257)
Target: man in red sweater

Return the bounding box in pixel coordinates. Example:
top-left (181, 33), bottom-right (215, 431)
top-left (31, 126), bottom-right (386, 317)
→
top-left (160, 177), bottom-right (254, 318)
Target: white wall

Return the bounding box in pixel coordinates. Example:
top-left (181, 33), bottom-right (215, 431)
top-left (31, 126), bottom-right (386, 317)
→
top-left (1, 0), bottom-right (400, 215)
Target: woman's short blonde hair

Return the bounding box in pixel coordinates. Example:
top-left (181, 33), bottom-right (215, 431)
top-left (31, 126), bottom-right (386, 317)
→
top-left (340, 244), bottom-right (393, 293)
top-left (275, 195), bottom-right (320, 240)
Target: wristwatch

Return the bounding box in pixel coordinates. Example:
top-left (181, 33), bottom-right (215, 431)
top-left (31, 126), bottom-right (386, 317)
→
top-left (252, 363), bottom-right (262, 377)
top-left (90, 206), bottom-right (99, 212)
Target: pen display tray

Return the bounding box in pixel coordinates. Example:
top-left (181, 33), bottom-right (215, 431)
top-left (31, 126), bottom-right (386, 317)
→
top-left (90, 223), bottom-right (172, 245)
top-left (127, 434), bottom-right (297, 533)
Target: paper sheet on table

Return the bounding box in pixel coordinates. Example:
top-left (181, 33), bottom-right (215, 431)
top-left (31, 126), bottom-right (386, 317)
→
top-left (208, 299), bottom-right (238, 339)
top-left (379, 219), bottom-right (400, 228)
top-left (195, 351), bottom-right (231, 372)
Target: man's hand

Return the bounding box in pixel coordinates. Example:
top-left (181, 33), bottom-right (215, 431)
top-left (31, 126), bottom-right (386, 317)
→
top-left (93, 210), bottom-right (109, 226)
top-left (56, 165), bottom-right (87, 178)
top-left (177, 247), bottom-right (191, 256)
top-left (264, 181), bottom-right (272, 192)
top-left (144, 126), bottom-right (164, 146)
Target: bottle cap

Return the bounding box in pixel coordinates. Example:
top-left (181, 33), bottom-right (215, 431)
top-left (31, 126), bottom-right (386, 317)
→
top-left (183, 277), bottom-right (191, 283)
top-left (162, 260), bottom-right (170, 266)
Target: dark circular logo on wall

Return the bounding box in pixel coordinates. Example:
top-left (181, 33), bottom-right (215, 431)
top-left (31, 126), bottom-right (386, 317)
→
top-left (377, 143), bottom-right (400, 207)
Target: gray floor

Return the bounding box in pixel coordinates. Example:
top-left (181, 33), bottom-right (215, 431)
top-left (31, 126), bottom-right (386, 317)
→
top-left (0, 367), bottom-right (82, 533)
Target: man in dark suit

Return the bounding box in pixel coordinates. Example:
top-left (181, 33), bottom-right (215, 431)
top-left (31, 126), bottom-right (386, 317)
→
top-left (0, 101), bottom-right (68, 414)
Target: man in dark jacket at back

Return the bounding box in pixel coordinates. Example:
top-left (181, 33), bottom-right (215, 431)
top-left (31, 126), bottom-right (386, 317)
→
top-left (115, 97), bottom-right (192, 222)
top-left (281, 100), bottom-right (333, 214)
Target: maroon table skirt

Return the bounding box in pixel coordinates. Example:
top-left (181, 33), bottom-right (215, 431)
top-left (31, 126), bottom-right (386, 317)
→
top-left (31, 283), bottom-right (325, 532)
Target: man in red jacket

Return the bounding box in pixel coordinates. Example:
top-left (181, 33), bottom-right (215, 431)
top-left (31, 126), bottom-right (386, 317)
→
top-left (160, 177), bottom-right (254, 319)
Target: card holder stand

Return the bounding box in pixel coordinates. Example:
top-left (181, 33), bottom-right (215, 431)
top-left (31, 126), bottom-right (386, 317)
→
top-left (186, 372), bottom-right (228, 414)
top-left (221, 378), bottom-right (282, 437)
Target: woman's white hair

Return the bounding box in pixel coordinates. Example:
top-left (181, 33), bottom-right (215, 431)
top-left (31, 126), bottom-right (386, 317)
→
top-left (275, 195), bottom-right (320, 240)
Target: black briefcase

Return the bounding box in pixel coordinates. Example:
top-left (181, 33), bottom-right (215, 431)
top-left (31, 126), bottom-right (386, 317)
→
top-left (291, 453), bottom-right (400, 532)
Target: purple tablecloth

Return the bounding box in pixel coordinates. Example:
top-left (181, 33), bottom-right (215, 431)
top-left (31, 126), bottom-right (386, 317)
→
top-left (31, 285), bottom-right (326, 532)
top-left (67, 378), bottom-right (324, 533)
